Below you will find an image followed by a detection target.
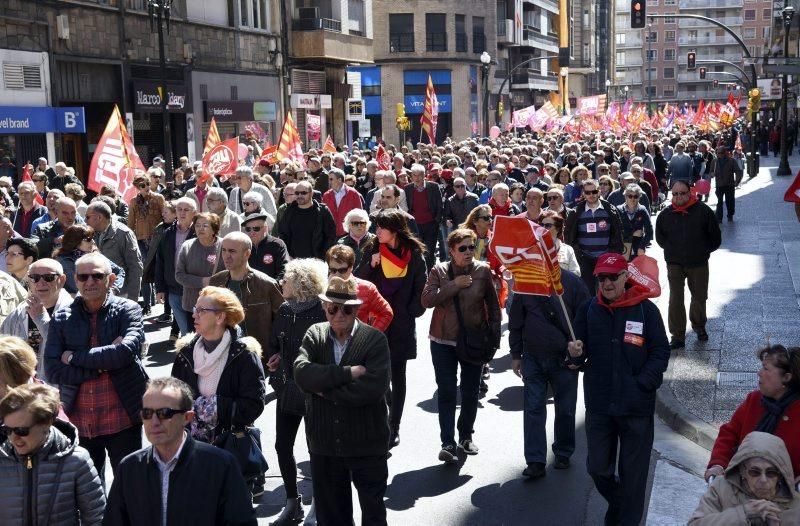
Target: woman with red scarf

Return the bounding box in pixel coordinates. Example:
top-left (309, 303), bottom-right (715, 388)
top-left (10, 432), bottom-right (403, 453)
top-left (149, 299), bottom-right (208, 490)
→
top-left (356, 209), bottom-right (427, 449)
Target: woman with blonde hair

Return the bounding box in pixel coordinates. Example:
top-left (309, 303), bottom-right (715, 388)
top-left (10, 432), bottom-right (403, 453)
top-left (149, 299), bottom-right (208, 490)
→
top-left (0, 336), bottom-right (38, 398)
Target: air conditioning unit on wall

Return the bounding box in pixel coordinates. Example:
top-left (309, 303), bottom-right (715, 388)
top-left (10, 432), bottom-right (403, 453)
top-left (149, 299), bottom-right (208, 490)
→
top-left (56, 15), bottom-right (70, 40)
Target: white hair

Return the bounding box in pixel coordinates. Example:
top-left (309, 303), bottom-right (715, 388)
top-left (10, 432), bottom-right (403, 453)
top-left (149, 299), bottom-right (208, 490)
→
top-left (236, 165), bottom-right (254, 179)
top-left (343, 208), bottom-right (371, 234)
top-left (206, 186), bottom-right (228, 206)
top-left (17, 181), bottom-right (35, 193)
top-left (242, 191), bottom-right (263, 206)
top-left (174, 196), bottom-right (198, 211)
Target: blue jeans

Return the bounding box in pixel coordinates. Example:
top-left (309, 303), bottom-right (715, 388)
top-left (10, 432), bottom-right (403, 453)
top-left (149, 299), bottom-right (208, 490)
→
top-left (522, 352), bottom-right (579, 464)
top-left (169, 292), bottom-right (191, 335)
top-left (438, 223), bottom-right (450, 262)
top-left (430, 341), bottom-right (483, 447)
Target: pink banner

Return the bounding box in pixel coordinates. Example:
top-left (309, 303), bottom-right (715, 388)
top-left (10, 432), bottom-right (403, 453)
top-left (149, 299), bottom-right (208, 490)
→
top-left (306, 114), bottom-right (321, 142)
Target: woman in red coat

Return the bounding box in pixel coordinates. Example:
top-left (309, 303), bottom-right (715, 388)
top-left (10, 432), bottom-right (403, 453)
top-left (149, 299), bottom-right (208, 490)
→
top-left (705, 344), bottom-right (800, 483)
top-left (325, 244), bottom-right (393, 332)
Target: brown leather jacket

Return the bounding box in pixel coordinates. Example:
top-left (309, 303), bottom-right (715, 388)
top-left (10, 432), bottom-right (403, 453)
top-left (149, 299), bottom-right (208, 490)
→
top-left (128, 192), bottom-right (166, 241)
top-left (209, 267), bottom-right (284, 361)
top-left (421, 260), bottom-right (501, 345)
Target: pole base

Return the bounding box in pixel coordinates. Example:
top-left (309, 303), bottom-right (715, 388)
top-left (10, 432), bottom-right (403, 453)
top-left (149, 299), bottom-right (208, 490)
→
top-left (777, 158), bottom-right (793, 176)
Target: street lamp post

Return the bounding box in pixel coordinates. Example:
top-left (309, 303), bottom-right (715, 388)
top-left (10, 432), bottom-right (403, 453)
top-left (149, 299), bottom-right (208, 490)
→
top-left (647, 22), bottom-right (653, 117)
top-left (778, 6), bottom-right (795, 176)
top-left (624, 85), bottom-right (629, 102)
top-left (480, 51), bottom-right (491, 138)
top-left (148, 0), bottom-right (174, 179)
top-left (605, 79), bottom-right (611, 103)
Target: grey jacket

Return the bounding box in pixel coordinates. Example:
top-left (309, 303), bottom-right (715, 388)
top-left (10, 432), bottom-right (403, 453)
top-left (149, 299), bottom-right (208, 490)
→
top-left (96, 220), bottom-right (143, 300)
top-left (0, 288), bottom-right (74, 380)
top-left (0, 419), bottom-right (106, 526)
top-left (175, 237), bottom-right (222, 311)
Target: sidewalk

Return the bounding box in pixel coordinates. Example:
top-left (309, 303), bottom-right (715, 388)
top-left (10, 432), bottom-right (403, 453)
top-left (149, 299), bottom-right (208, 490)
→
top-left (652, 152), bottom-right (800, 450)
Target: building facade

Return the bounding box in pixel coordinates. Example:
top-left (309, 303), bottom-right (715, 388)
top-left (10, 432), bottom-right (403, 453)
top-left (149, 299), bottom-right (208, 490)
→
top-left (570, 0), bottom-right (615, 100)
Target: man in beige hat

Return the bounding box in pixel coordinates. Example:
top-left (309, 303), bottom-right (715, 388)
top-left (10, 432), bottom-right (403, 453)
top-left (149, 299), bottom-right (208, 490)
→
top-left (294, 276), bottom-right (391, 526)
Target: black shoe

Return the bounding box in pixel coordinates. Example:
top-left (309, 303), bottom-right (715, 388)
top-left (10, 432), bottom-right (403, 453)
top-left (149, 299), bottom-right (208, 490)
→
top-left (604, 505), bottom-right (621, 526)
top-left (479, 379), bottom-right (488, 393)
top-left (553, 455), bottom-right (570, 469)
top-left (522, 462), bottom-right (546, 479)
top-left (670, 338), bottom-right (685, 350)
top-left (696, 329), bottom-right (709, 342)
top-left (251, 482), bottom-right (265, 499)
top-left (481, 364), bottom-right (490, 380)
top-left (270, 495), bottom-right (304, 525)
top-left (156, 313), bottom-right (172, 323)
top-left (438, 444), bottom-right (458, 464)
top-left (142, 306), bottom-right (152, 316)
top-left (458, 438), bottom-right (479, 455)
top-left (389, 424), bottom-right (400, 449)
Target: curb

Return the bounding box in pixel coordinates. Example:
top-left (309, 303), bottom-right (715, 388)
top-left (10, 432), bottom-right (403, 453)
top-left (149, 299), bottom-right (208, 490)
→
top-left (655, 351), bottom-right (719, 452)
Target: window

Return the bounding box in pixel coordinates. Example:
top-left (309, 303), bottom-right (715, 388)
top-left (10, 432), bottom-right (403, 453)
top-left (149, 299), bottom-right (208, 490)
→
top-left (647, 0), bottom-right (658, 5)
top-left (456, 15), bottom-right (467, 52)
top-left (763, 27), bottom-right (770, 40)
top-left (616, 51), bottom-right (626, 66)
top-left (348, 0), bottom-right (366, 36)
top-left (663, 14), bottom-right (676, 24)
top-left (744, 10), bottom-right (755, 21)
top-left (645, 86), bottom-right (656, 96)
top-left (744, 27), bottom-right (756, 40)
top-left (665, 30), bottom-right (675, 42)
top-left (664, 49), bottom-right (675, 61)
top-left (665, 0), bottom-right (676, 4)
top-left (426, 14), bottom-right (447, 52)
top-left (763, 8), bottom-right (771, 20)
top-left (646, 49), bottom-right (658, 61)
top-left (646, 32), bottom-right (658, 43)
top-left (473, 16), bottom-right (486, 53)
top-left (389, 14), bottom-right (415, 52)
top-left (664, 67), bottom-right (675, 78)
top-left (239, 0), bottom-right (268, 29)
top-left (663, 85), bottom-right (675, 97)
top-left (616, 33), bottom-right (626, 45)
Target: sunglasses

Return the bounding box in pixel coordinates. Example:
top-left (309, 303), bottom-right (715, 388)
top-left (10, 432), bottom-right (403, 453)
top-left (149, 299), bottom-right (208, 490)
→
top-left (350, 221), bottom-right (366, 227)
top-left (244, 226), bottom-right (262, 232)
top-left (193, 306), bottom-right (221, 315)
top-left (672, 191), bottom-right (689, 196)
top-left (584, 190), bottom-right (600, 195)
top-left (243, 202), bottom-right (257, 206)
top-left (28, 273), bottom-right (60, 283)
top-left (328, 266), bottom-right (350, 275)
top-left (294, 191), bottom-right (310, 196)
top-left (0, 424), bottom-right (33, 437)
top-left (597, 273), bottom-right (624, 283)
top-left (325, 303), bottom-right (355, 316)
top-left (453, 184), bottom-right (466, 188)
top-left (625, 195), bottom-right (639, 199)
top-left (456, 244), bottom-right (476, 253)
top-left (140, 407), bottom-right (188, 421)
top-left (76, 273), bottom-right (108, 282)
top-left (745, 467), bottom-right (781, 479)
top-left (546, 195), bottom-right (560, 201)
top-left (477, 215), bottom-right (492, 222)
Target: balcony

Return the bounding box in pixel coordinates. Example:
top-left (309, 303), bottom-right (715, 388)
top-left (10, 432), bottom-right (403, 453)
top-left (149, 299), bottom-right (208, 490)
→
top-left (679, 0), bottom-right (743, 8)
top-left (291, 17), bottom-right (373, 63)
top-left (498, 19), bottom-right (516, 45)
top-left (389, 33), bottom-right (414, 53)
top-left (529, 0), bottom-right (560, 14)
top-left (676, 88), bottom-right (737, 100)
top-left (679, 16), bottom-right (743, 28)
top-left (617, 36), bottom-right (643, 49)
top-left (617, 59), bottom-right (644, 67)
top-left (426, 32), bottom-right (447, 52)
top-left (521, 27), bottom-right (559, 52)
top-left (511, 68), bottom-right (558, 90)
top-left (678, 35), bottom-right (741, 46)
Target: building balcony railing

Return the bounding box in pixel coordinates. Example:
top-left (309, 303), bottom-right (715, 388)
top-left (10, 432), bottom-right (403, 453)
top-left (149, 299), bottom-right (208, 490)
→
top-left (511, 69), bottom-right (559, 89)
top-left (522, 28), bottom-right (558, 49)
top-left (291, 18), bottom-right (372, 63)
top-left (675, 89), bottom-right (738, 99)
top-left (292, 17), bottom-right (342, 32)
top-left (678, 35), bottom-right (741, 46)
top-left (679, 16), bottom-right (743, 28)
top-left (617, 37), bottom-right (643, 48)
top-left (456, 32), bottom-right (468, 52)
top-left (617, 59), bottom-right (643, 67)
top-left (473, 33), bottom-right (486, 53)
top-left (389, 33), bottom-right (415, 53)
top-left (426, 32), bottom-right (447, 52)
top-left (679, 0), bottom-right (743, 9)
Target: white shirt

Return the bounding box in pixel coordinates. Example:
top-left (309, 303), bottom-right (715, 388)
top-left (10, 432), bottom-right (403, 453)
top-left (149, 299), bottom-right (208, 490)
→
top-left (153, 432), bottom-right (188, 526)
top-left (329, 320), bottom-right (358, 365)
top-left (333, 185), bottom-right (347, 207)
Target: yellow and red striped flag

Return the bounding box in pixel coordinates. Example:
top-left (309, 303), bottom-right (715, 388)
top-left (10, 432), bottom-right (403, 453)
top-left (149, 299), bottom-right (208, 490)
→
top-left (322, 135), bottom-right (337, 154)
top-left (277, 112), bottom-right (305, 165)
top-left (203, 117), bottom-right (221, 156)
top-left (420, 74), bottom-right (439, 145)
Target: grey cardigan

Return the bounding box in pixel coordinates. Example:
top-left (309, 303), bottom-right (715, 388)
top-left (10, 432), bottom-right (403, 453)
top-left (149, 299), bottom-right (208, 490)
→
top-left (175, 237), bottom-right (222, 311)
top-left (0, 419), bottom-right (105, 526)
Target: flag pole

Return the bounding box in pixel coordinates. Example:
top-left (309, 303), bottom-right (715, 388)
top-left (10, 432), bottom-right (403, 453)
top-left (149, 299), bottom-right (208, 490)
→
top-left (555, 294), bottom-right (577, 342)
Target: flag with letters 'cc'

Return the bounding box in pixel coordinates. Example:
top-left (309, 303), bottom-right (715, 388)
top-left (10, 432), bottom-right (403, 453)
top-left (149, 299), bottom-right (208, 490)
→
top-left (87, 105), bottom-right (146, 204)
top-left (489, 215), bottom-right (563, 296)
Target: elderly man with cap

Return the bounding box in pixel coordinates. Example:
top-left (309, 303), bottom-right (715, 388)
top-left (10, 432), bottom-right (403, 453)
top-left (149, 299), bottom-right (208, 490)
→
top-left (524, 166), bottom-right (550, 193)
top-left (567, 253), bottom-right (670, 526)
top-left (241, 211), bottom-right (288, 281)
top-left (293, 276), bottom-right (391, 526)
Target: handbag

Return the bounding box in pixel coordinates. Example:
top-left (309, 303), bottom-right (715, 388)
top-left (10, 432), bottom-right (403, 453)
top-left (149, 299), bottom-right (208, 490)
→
top-left (215, 402), bottom-right (268, 482)
top-left (448, 265), bottom-right (498, 365)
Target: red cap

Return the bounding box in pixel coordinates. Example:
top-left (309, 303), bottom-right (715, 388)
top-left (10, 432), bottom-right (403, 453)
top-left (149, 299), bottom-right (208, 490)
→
top-left (440, 169), bottom-right (453, 181)
top-left (593, 253), bottom-right (628, 275)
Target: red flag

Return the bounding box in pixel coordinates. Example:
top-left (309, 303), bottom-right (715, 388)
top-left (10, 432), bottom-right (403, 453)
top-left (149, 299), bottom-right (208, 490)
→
top-left (201, 137), bottom-right (239, 184)
top-left (258, 145), bottom-right (279, 166)
top-left (277, 112), bottom-right (305, 165)
top-left (322, 135), bottom-right (337, 154)
top-left (784, 170), bottom-right (800, 203)
top-left (22, 161), bottom-right (44, 205)
top-left (376, 144), bottom-right (390, 170)
top-left (420, 74), bottom-right (439, 145)
top-left (87, 105), bottom-right (146, 204)
top-left (203, 117), bottom-right (221, 156)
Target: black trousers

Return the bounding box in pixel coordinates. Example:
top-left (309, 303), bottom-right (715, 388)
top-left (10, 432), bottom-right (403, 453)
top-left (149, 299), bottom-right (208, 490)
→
top-left (577, 253), bottom-right (598, 294)
top-left (387, 356), bottom-right (407, 428)
top-left (310, 453), bottom-right (388, 526)
top-left (585, 413), bottom-right (653, 526)
top-left (417, 221), bottom-right (439, 269)
top-left (715, 185), bottom-right (736, 221)
top-left (81, 424), bottom-right (142, 485)
top-left (274, 404), bottom-right (304, 499)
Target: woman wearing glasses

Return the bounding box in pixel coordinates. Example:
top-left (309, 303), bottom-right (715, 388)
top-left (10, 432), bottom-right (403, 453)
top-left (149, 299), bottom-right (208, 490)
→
top-left (337, 208), bottom-right (375, 268)
top-left (54, 224), bottom-right (125, 296)
top-left (0, 383), bottom-right (106, 526)
top-left (326, 245), bottom-right (392, 333)
top-left (356, 209), bottom-right (427, 449)
top-left (171, 287), bottom-right (266, 489)
top-left (462, 204), bottom-right (506, 302)
top-left (175, 213), bottom-right (222, 315)
top-left (704, 345), bottom-right (800, 486)
top-left (421, 229), bottom-right (501, 463)
top-left (539, 210), bottom-right (580, 276)
top-left (265, 259), bottom-right (327, 524)
top-left (617, 184), bottom-right (653, 261)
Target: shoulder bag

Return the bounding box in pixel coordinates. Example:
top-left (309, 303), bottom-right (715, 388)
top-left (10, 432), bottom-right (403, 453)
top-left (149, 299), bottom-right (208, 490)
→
top-left (448, 264), bottom-right (498, 365)
top-left (215, 402), bottom-right (268, 482)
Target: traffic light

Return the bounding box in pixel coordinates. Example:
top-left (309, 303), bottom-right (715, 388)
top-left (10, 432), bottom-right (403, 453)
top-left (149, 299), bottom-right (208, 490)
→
top-left (396, 103), bottom-right (405, 119)
top-left (687, 51), bottom-right (696, 71)
top-left (747, 88), bottom-right (761, 119)
top-left (631, 0), bottom-right (646, 29)
top-left (699, 67), bottom-right (706, 79)
top-left (498, 100), bottom-right (504, 119)
top-left (395, 103), bottom-right (410, 131)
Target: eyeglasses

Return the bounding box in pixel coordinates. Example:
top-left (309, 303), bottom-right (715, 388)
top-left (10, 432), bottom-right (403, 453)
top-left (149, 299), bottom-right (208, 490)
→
top-left (76, 273), bottom-right (108, 282)
top-left (597, 273), bottom-right (624, 283)
top-left (83, 237), bottom-right (94, 243)
top-left (542, 223), bottom-right (556, 229)
top-left (453, 184), bottom-right (466, 188)
top-left (625, 195), bottom-right (639, 199)
top-left (0, 424), bottom-right (32, 437)
top-left (350, 221), bottom-right (366, 227)
top-left (193, 306), bottom-right (221, 315)
top-left (546, 195), bottom-right (561, 201)
top-left (477, 215), bottom-right (492, 222)
top-left (584, 190), bottom-right (600, 195)
top-left (140, 407), bottom-right (188, 421)
top-left (325, 303), bottom-right (355, 316)
top-left (136, 184), bottom-right (148, 189)
top-left (328, 266), bottom-right (350, 275)
top-left (672, 191), bottom-right (689, 197)
top-left (243, 202), bottom-right (256, 207)
top-left (244, 226), bottom-right (262, 233)
top-left (745, 467), bottom-right (781, 479)
top-left (456, 244), bottom-right (476, 253)
top-left (28, 273), bottom-right (60, 283)
top-left (294, 191), bottom-right (310, 196)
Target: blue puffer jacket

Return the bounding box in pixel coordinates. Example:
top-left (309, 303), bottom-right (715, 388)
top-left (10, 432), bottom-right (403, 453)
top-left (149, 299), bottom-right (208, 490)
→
top-left (574, 297), bottom-right (670, 417)
top-left (44, 294), bottom-right (148, 421)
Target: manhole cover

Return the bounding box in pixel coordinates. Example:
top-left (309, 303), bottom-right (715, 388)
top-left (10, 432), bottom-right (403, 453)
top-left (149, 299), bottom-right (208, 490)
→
top-left (717, 372), bottom-right (758, 388)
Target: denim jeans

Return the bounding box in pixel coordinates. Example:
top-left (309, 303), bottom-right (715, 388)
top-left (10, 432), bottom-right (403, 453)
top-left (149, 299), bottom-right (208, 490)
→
top-left (522, 352), bottom-right (579, 464)
top-left (169, 292), bottom-right (191, 335)
top-left (430, 341), bottom-right (483, 447)
top-left (439, 223), bottom-right (450, 262)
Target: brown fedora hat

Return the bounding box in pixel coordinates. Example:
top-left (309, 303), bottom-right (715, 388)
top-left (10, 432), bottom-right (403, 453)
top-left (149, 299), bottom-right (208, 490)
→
top-left (319, 276), bottom-right (362, 306)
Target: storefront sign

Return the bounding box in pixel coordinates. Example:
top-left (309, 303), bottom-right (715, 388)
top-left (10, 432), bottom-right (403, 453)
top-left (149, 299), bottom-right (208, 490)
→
top-left (133, 81), bottom-right (189, 113)
top-left (347, 99), bottom-right (364, 121)
top-left (0, 106), bottom-right (86, 134)
top-left (290, 94), bottom-right (332, 110)
top-left (205, 101), bottom-right (277, 122)
top-left (403, 95), bottom-right (452, 114)
top-left (358, 119), bottom-right (371, 138)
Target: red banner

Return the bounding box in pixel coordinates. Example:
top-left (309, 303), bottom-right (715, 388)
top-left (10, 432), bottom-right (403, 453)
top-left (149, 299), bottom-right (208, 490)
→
top-left (258, 145), bottom-right (279, 166)
top-left (87, 105), bottom-right (146, 204)
top-left (376, 144), bottom-right (390, 170)
top-left (785, 170), bottom-right (800, 204)
top-left (201, 137), bottom-right (239, 183)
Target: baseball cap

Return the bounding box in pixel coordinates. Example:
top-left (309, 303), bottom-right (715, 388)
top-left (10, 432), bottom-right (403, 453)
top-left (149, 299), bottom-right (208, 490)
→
top-left (593, 253), bottom-right (628, 276)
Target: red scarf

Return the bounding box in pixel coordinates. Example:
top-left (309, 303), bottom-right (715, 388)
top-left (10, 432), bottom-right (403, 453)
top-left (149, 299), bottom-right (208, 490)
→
top-left (670, 195), bottom-right (698, 215)
top-left (596, 255), bottom-right (661, 309)
top-left (489, 198), bottom-right (512, 217)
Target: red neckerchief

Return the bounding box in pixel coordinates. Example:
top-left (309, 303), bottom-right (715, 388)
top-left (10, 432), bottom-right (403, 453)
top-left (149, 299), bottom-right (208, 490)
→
top-left (670, 195), bottom-right (698, 215)
top-left (489, 198), bottom-right (512, 216)
top-left (596, 285), bottom-right (651, 310)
